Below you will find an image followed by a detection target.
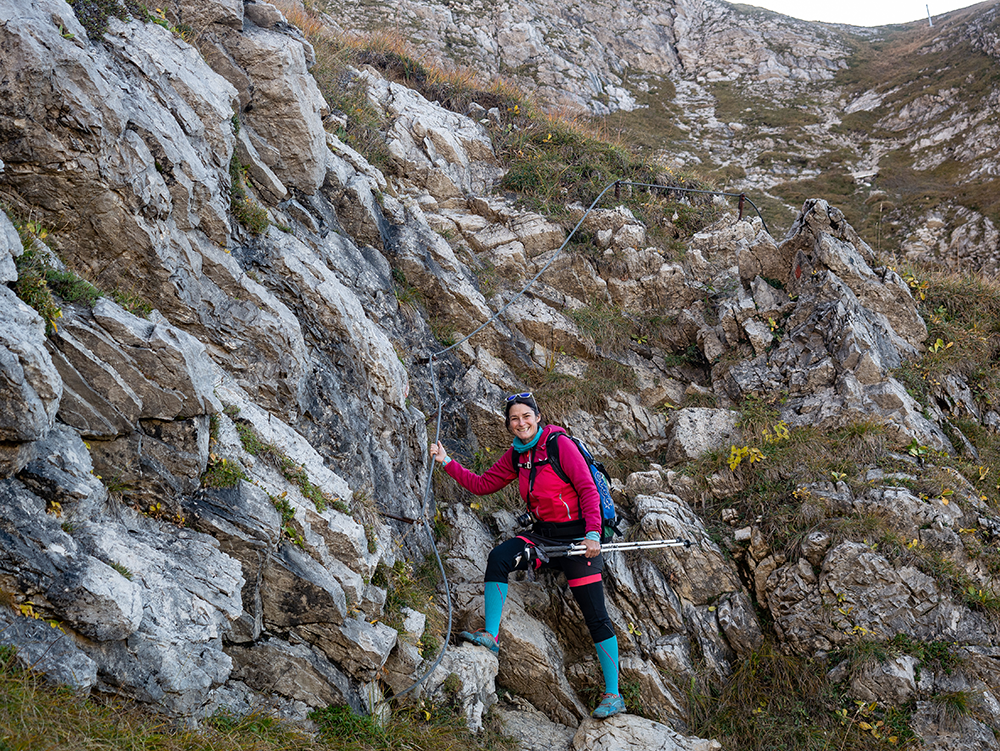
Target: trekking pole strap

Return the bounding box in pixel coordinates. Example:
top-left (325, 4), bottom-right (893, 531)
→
top-left (540, 538), bottom-right (693, 557)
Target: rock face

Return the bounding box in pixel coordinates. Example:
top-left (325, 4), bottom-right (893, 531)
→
top-left (1, 1), bottom-right (1000, 750)
top-left (323, 0), bottom-right (1000, 274)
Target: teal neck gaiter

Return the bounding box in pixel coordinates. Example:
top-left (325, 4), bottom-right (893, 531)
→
top-left (512, 429), bottom-right (543, 453)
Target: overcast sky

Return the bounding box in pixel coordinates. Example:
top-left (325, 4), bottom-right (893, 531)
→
top-left (740, 0), bottom-right (983, 27)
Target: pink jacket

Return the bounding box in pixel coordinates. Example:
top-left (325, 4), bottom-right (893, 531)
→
top-left (445, 424), bottom-right (602, 536)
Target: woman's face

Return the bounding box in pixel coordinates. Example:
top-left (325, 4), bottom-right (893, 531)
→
top-left (507, 403), bottom-right (541, 442)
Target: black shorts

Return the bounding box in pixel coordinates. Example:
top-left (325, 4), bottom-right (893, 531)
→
top-left (486, 533), bottom-right (604, 587)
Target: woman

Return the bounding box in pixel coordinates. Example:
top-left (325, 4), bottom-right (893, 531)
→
top-left (430, 392), bottom-right (625, 720)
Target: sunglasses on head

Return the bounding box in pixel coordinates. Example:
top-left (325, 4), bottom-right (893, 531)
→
top-left (505, 392), bottom-right (533, 402)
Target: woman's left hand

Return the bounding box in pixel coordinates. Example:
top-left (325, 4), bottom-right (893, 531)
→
top-left (582, 538), bottom-right (601, 558)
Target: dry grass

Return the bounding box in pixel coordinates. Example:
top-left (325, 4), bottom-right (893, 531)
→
top-left (271, 0), bottom-right (328, 38)
top-left (686, 417), bottom-right (894, 556)
top-left (0, 644), bottom-right (322, 751)
top-left (687, 639), bottom-right (918, 750)
top-left (0, 644), bottom-right (515, 751)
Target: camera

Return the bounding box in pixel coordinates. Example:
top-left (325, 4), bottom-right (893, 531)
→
top-left (515, 511), bottom-right (534, 528)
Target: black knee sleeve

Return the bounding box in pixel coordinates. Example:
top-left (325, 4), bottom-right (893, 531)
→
top-left (485, 537), bottom-right (532, 582)
top-left (570, 580), bottom-right (615, 643)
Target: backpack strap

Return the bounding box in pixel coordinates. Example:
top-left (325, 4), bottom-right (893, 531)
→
top-left (511, 439), bottom-right (554, 496)
top-left (545, 432), bottom-right (570, 485)
top-left (545, 433), bottom-right (590, 522)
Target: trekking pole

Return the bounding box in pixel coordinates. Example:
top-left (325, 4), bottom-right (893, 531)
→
top-left (540, 538), bottom-right (693, 557)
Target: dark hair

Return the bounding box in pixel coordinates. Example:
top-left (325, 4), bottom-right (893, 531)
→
top-left (504, 393), bottom-right (540, 427)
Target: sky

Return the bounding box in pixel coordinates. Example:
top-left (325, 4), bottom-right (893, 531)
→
top-left (740, 0), bottom-right (983, 28)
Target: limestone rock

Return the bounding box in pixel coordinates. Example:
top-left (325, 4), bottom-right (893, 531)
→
top-left (261, 542), bottom-right (348, 639)
top-left (266, 230), bottom-right (410, 415)
top-left (619, 654), bottom-right (687, 723)
top-left (423, 643), bottom-right (499, 732)
top-left (321, 616), bottom-right (398, 681)
top-left (0, 479), bottom-right (143, 641)
top-left (0, 210), bottom-right (19, 283)
top-left (24, 491), bottom-right (246, 715)
top-left (498, 599), bottom-right (589, 726)
top-left (504, 296), bottom-right (592, 359)
top-left (737, 228), bottom-right (787, 286)
top-left (783, 199), bottom-right (926, 348)
top-left (719, 203), bottom-right (947, 450)
top-left (633, 494), bottom-right (743, 605)
top-left (18, 424), bottom-right (108, 511)
top-left (664, 408), bottom-right (740, 465)
top-left (511, 213), bottom-right (566, 257)
top-left (387, 199), bottom-right (494, 336)
top-left (0, 287), bottom-right (62, 463)
top-left (0, 0), bottom-right (237, 263)
top-left (847, 655), bottom-right (918, 705)
top-left (0, 607), bottom-right (97, 694)
top-left (716, 591), bottom-right (764, 656)
top-left (243, 1), bottom-right (285, 29)
top-left (382, 640), bottom-right (424, 696)
top-left (52, 299), bottom-right (220, 429)
top-left (572, 714), bottom-right (722, 751)
top-left (365, 72), bottom-right (503, 199)
top-left (911, 699), bottom-right (1000, 750)
top-left (219, 23), bottom-right (329, 192)
top-left (236, 126), bottom-right (288, 203)
top-left (4, 0), bottom-right (1000, 738)
top-left (171, 0), bottom-right (243, 29)
top-left (625, 468), bottom-right (668, 497)
top-left (799, 530), bottom-right (832, 566)
top-left (766, 541), bottom-right (1000, 656)
top-left (496, 697), bottom-right (576, 751)
top-left (227, 637), bottom-right (363, 712)
top-left (530, 251), bottom-right (611, 307)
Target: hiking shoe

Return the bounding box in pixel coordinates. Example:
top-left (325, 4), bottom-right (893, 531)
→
top-left (592, 693), bottom-right (625, 719)
top-left (459, 630), bottom-right (499, 655)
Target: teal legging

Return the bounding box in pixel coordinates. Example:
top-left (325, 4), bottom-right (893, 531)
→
top-left (482, 537), bottom-right (620, 694)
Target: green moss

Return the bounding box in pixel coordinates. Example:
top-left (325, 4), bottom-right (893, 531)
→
top-left (268, 492), bottom-right (304, 547)
top-left (108, 561), bottom-right (133, 580)
top-left (379, 556), bottom-right (442, 634)
top-left (110, 288), bottom-right (153, 318)
top-left (10, 220), bottom-right (110, 331)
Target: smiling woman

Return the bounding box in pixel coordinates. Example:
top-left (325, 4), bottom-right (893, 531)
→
top-left (429, 392), bottom-right (626, 719)
top-left (740, 0), bottom-right (976, 27)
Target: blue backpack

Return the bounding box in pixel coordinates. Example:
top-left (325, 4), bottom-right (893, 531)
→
top-left (513, 432), bottom-right (621, 543)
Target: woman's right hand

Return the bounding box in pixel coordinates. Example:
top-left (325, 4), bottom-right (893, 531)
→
top-left (430, 441), bottom-right (450, 465)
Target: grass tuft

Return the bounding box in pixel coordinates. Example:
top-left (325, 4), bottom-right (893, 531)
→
top-left (200, 454), bottom-right (247, 489)
top-left (12, 244), bottom-right (64, 334)
top-left (229, 155), bottom-right (270, 235)
top-left (68, 0), bottom-right (144, 40)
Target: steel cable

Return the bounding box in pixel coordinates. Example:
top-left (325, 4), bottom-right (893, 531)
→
top-left (390, 178), bottom-right (769, 701)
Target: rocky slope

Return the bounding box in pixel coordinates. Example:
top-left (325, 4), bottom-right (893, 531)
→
top-left (320, 0), bottom-right (1000, 274)
top-left (2, 1), bottom-right (1000, 750)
